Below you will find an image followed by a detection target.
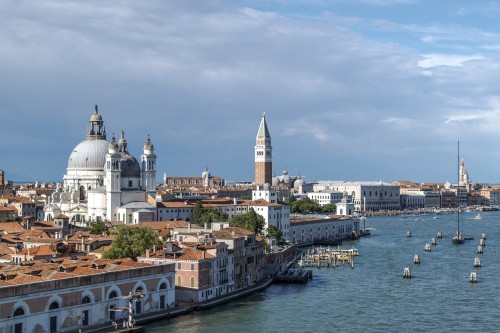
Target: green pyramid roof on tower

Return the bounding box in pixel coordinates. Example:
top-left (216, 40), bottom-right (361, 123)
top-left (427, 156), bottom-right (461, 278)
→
top-left (257, 112), bottom-right (271, 138)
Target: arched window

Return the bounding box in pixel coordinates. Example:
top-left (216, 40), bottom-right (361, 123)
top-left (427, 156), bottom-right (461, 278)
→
top-left (135, 286), bottom-right (143, 293)
top-left (177, 276), bottom-right (182, 286)
top-left (82, 296), bottom-right (91, 304)
top-left (190, 277), bottom-right (195, 288)
top-left (109, 291), bottom-right (118, 299)
top-left (49, 301), bottom-right (59, 310)
top-left (14, 307), bottom-right (25, 317)
top-left (159, 282), bottom-right (167, 290)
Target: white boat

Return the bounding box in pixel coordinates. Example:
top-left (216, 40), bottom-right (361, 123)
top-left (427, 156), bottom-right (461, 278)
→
top-left (473, 214), bottom-right (482, 220)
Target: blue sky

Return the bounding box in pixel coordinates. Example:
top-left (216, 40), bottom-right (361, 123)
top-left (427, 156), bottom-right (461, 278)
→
top-left (2, 0), bottom-right (500, 184)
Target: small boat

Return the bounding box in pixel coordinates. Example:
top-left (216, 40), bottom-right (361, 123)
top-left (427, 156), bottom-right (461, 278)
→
top-left (473, 214), bottom-right (482, 220)
top-left (406, 230), bottom-right (412, 237)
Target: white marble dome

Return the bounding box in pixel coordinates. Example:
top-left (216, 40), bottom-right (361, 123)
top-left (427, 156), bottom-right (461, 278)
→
top-left (67, 139), bottom-right (110, 170)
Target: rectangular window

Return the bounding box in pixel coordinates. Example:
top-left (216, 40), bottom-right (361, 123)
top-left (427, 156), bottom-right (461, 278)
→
top-left (191, 263), bottom-right (195, 270)
top-left (177, 263), bottom-right (181, 270)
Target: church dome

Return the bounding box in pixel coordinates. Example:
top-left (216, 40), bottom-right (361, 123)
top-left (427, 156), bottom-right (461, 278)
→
top-left (120, 153), bottom-right (141, 178)
top-left (67, 139), bottom-right (110, 170)
top-left (294, 176), bottom-right (304, 189)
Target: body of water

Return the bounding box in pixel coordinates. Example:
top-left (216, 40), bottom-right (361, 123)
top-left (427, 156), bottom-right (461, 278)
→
top-left (145, 210), bottom-right (499, 332)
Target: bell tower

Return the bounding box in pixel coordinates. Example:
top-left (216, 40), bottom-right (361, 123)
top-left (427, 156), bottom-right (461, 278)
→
top-left (254, 113), bottom-right (272, 186)
top-left (105, 135), bottom-right (121, 221)
top-left (141, 135), bottom-right (157, 197)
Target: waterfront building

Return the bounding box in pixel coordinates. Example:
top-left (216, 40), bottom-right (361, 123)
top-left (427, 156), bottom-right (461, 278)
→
top-left (399, 186), bottom-right (440, 209)
top-left (0, 257), bottom-right (175, 333)
top-left (400, 193), bottom-right (425, 209)
top-left (467, 192), bottom-right (486, 206)
top-left (313, 181), bottom-right (401, 212)
top-left (44, 106), bottom-right (157, 226)
top-left (480, 187), bottom-right (500, 206)
top-left (440, 190), bottom-right (456, 208)
top-left (138, 240), bottom-right (236, 304)
top-left (254, 113), bottom-right (272, 186)
top-left (289, 215), bottom-right (359, 244)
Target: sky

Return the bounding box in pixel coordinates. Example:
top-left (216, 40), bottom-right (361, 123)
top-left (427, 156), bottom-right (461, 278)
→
top-left (2, 0), bottom-right (500, 185)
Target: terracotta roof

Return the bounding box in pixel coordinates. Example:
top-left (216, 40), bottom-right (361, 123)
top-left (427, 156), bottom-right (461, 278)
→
top-left (177, 249), bottom-right (215, 260)
top-left (54, 214), bottom-right (69, 219)
top-left (138, 221), bottom-right (189, 229)
top-left (0, 206), bottom-right (17, 212)
top-left (0, 222), bottom-right (24, 234)
top-left (211, 227), bottom-right (254, 239)
top-left (15, 245), bottom-right (55, 256)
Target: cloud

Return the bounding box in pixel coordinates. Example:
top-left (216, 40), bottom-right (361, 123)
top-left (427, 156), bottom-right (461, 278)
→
top-left (2, 1), bottom-right (500, 183)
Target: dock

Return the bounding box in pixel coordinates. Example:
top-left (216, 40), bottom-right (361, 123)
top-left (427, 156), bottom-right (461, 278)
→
top-left (297, 246), bottom-right (357, 268)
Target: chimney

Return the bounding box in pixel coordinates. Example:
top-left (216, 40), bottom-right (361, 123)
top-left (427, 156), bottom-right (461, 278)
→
top-left (204, 223), bottom-right (207, 232)
top-left (233, 198), bottom-right (237, 205)
top-left (146, 249), bottom-right (150, 258)
top-left (202, 251), bottom-right (205, 259)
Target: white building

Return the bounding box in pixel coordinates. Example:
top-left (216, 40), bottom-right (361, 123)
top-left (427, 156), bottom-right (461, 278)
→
top-left (307, 191), bottom-right (343, 206)
top-left (289, 215), bottom-right (358, 244)
top-left (44, 106), bottom-right (157, 226)
top-left (314, 181), bottom-right (401, 212)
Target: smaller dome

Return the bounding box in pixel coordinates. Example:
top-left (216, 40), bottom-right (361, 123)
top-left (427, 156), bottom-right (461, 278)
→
top-left (120, 153), bottom-right (141, 178)
top-left (144, 135), bottom-right (154, 150)
top-left (90, 105), bottom-right (102, 122)
top-left (294, 176), bottom-right (304, 189)
top-left (90, 112), bottom-right (102, 122)
top-left (263, 183), bottom-right (270, 190)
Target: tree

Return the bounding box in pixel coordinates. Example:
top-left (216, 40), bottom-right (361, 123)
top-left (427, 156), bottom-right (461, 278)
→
top-left (230, 208), bottom-right (265, 235)
top-left (89, 221), bottom-right (107, 235)
top-left (266, 225), bottom-right (286, 246)
top-left (192, 202), bottom-right (228, 227)
top-left (289, 197), bottom-right (322, 214)
top-left (192, 201), bottom-right (203, 224)
top-left (322, 203), bottom-right (336, 214)
top-left (102, 226), bottom-right (161, 261)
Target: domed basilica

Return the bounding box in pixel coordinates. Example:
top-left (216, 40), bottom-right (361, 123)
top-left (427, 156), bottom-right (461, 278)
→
top-left (44, 106), bottom-right (157, 226)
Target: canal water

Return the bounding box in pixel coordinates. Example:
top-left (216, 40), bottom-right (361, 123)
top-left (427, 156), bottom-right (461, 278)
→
top-left (146, 211), bottom-right (500, 332)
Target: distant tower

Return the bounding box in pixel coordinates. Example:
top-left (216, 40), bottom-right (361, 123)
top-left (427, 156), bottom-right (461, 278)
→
top-left (459, 158), bottom-right (469, 185)
top-left (254, 112), bottom-right (272, 186)
top-left (141, 135), bottom-right (157, 197)
top-left (105, 135), bottom-right (121, 221)
top-left (202, 166), bottom-right (211, 188)
top-left (0, 170), bottom-right (4, 187)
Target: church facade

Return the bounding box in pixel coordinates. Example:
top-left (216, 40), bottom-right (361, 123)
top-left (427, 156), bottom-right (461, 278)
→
top-left (44, 106), bottom-right (157, 226)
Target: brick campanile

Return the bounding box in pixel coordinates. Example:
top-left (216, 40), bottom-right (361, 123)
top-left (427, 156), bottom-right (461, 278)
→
top-left (254, 112), bottom-right (272, 186)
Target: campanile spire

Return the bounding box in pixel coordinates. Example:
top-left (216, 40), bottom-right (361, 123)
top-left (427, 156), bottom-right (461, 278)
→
top-left (254, 113), bottom-right (272, 186)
